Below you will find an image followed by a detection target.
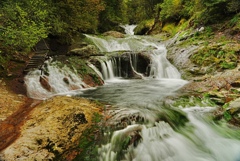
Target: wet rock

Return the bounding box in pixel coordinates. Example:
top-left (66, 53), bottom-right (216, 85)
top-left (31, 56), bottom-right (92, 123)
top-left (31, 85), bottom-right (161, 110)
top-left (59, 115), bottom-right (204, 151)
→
top-left (63, 77), bottom-right (70, 85)
top-left (226, 98), bottom-right (240, 113)
top-left (103, 31), bottom-right (125, 38)
top-left (166, 44), bottom-right (199, 79)
top-left (68, 45), bottom-right (98, 58)
top-left (220, 98), bottom-right (240, 126)
top-left (231, 80), bottom-right (240, 88)
top-left (39, 75), bottom-right (51, 92)
top-left (69, 42), bottom-right (88, 50)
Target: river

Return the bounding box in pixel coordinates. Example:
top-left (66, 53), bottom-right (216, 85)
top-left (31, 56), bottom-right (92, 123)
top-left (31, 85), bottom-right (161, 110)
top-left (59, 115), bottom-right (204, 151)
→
top-left (25, 25), bottom-right (240, 161)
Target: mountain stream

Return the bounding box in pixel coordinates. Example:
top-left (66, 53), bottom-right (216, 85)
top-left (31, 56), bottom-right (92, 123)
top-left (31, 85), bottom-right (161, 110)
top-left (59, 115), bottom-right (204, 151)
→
top-left (25, 26), bottom-right (240, 161)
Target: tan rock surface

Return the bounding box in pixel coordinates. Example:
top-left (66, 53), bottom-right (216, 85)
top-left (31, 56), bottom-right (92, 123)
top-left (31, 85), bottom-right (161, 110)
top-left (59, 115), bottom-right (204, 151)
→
top-left (0, 96), bottom-right (102, 160)
top-left (0, 79), bottom-right (27, 121)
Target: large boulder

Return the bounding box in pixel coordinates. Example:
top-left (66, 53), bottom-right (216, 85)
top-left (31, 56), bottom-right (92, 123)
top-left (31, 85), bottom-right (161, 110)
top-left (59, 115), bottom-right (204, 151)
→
top-left (0, 96), bottom-right (102, 160)
top-left (102, 31), bottom-right (125, 38)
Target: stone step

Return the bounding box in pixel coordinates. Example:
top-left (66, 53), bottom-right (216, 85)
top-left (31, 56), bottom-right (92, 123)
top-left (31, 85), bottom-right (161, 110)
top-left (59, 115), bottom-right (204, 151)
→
top-left (23, 51), bottom-right (49, 74)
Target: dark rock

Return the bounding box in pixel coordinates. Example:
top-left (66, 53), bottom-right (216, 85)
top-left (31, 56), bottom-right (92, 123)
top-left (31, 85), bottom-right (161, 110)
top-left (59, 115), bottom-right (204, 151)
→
top-left (231, 80), bottom-right (240, 87)
top-left (39, 75), bottom-right (51, 91)
top-left (73, 113), bottom-right (88, 124)
top-left (63, 77), bottom-right (70, 85)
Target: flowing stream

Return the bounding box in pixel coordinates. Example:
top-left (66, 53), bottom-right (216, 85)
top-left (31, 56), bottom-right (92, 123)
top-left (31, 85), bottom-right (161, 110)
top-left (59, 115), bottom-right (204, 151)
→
top-left (24, 26), bottom-right (240, 161)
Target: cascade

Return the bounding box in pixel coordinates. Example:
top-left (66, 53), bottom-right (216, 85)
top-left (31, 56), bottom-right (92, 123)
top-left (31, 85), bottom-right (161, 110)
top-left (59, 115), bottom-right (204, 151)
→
top-left (100, 58), bottom-right (120, 80)
top-left (86, 35), bottom-right (181, 80)
top-left (85, 35), bottom-right (132, 52)
top-left (87, 63), bottom-right (104, 80)
top-left (131, 53), bottom-right (138, 70)
top-left (23, 25), bottom-right (240, 161)
top-left (24, 60), bottom-right (87, 99)
top-left (149, 47), bottom-right (181, 79)
top-left (99, 108), bottom-right (240, 161)
top-left (80, 26), bottom-right (240, 161)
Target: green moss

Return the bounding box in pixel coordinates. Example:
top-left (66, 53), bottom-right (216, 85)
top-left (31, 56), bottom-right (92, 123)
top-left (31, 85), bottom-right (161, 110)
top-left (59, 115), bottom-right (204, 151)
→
top-left (190, 45), bottom-right (238, 70)
top-left (162, 23), bottom-right (177, 36)
top-left (172, 94), bottom-right (216, 108)
top-left (223, 111), bottom-right (232, 121)
top-left (73, 112), bottom-right (103, 161)
top-left (134, 19), bottom-right (154, 35)
top-left (162, 19), bottom-right (190, 37)
top-left (49, 56), bottom-right (103, 86)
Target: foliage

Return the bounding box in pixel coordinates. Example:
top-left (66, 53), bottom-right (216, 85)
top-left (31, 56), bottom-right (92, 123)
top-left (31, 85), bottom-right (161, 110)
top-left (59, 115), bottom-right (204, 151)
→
top-left (157, 0), bottom-right (240, 28)
top-left (98, 0), bottom-right (127, 32)
top-left (54, 0), bottom-right (104, 34)
top-left (134, 19), bottom-right (155, 35)
top-left (160, 0), bottom-right (188, 22)
top-left (126, 0), bottom-right (163, 24)
top-left (227, 0), bottom-right (240, 13)
top-left (0, 0), bottom-right (239, 54)
top-left (0, 0), bottom-right (50, 51)
top-left (0, 0), bottom-right (105, 52)
top-left (162, 23), bottom-right (177, 35)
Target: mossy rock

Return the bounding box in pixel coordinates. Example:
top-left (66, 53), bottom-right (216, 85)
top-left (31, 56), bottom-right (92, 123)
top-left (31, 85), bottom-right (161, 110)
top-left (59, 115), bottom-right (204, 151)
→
top-left (190, 44), bottom-right (238, 71)
top-left (134, 19), bottom-right (154, 35)
top-left (102, 31), bottom-right (125, 38)
top-left (67, 45), bottom-right (98, 58)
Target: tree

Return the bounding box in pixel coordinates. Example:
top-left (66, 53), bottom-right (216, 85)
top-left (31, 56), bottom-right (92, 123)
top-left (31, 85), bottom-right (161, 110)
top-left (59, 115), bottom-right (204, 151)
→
top-left (193, 0), bottom-right (229, 25)
top-left (0, 0), bottom-right (105, 52)
top-left (98, 0), bottom-right (127, 32)
top-left (53, 0), bottom-right (104, 34)
top-left (126, 0), bottom-right (163, 24)
top-left (0, 0), bottom-right (50, 51)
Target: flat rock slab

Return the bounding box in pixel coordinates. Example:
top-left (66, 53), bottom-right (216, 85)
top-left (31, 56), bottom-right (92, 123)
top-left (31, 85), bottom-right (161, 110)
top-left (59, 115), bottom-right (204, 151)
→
top-left (0, 96), bottom-right (102, 160)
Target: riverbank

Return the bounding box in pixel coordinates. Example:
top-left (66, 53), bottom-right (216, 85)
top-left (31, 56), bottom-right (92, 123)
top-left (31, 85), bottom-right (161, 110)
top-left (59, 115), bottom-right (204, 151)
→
top-left (0, 79), bottom-right (36, 152)
top-left (163, 24), bottom-right (240, 126)
top-left (0, 80), bottom-right (28, 121)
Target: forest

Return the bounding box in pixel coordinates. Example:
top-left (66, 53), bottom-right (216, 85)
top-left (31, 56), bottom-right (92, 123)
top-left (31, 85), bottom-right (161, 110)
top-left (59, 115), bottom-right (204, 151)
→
top-left (0, 0), bottom-right (239, 54)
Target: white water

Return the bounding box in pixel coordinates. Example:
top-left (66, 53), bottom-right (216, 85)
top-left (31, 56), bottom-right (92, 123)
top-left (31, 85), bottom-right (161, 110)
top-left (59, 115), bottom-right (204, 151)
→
top-left (98, 107), bottom-right (240, 161)
top-left (120, 24), bottom-right (137, 35)
top-left (86, 34), bottom-right (180, 80)
top-left (24, 60), bottom-right (88, 99)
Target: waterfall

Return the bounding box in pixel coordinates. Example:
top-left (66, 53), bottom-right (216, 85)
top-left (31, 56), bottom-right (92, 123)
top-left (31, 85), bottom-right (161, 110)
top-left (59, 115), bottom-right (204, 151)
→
top-left (131, 53), bottom-right (138, 71)
top-left (24, 60), bottom-right (88, 99)
top-left (85, 35), bottom-right (181, 80)
top-left (87, 62), bottom-right (103, 80)
top-left (105, 60), bottom-right (115, 79)
top-left (100, 58), bottom-right (119, 80)
top-left (85, 35), bottom-right (132, 52)
top-left (149, 46), bottom-right (181, 79)
top-left (120, 24), bottom-right (137, 35)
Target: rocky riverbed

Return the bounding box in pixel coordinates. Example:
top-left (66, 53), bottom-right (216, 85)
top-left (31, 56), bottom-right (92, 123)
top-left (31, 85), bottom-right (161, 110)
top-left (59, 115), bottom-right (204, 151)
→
top-left (0, 29), bottom-right (239, 160)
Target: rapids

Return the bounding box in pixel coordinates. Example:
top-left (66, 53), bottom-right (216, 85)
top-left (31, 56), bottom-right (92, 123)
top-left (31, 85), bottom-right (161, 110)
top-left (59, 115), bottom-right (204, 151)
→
top-left (24, 25), bottom-right (240, 161)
